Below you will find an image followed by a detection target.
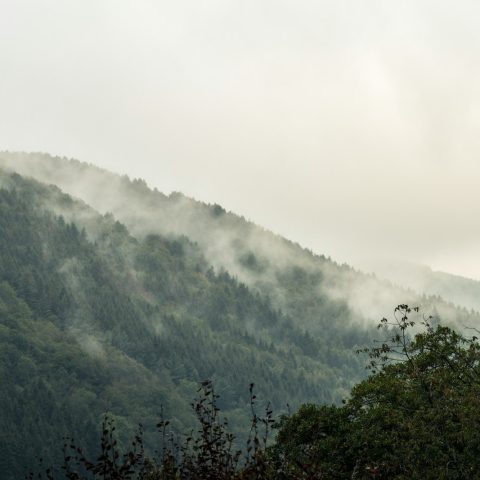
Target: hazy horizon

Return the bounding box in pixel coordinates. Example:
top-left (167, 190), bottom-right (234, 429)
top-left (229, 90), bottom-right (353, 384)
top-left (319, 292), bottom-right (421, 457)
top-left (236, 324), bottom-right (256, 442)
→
top-left (1, 1), bottom-right (480, 280)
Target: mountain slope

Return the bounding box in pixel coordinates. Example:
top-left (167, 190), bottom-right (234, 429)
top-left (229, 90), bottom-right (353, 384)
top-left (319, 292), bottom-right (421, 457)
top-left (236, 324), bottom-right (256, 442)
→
top-left (0, 169), bottom-right (370, 478)
top-left (0, 152), bottom-right (478, 331)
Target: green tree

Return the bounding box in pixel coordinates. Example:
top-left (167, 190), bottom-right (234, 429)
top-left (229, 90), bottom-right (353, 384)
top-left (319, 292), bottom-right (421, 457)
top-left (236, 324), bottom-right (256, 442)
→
top-left (273, 305), bottom-right (480, 479)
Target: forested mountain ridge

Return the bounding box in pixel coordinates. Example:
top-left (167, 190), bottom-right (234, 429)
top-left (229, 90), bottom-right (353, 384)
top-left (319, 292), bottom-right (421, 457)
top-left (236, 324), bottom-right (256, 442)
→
top-left (0, 152), bottom-right (478, 333)
top-left (0, 168), bottom-right (369, 478)
top-left (1, 154), bottom-right (480, 478)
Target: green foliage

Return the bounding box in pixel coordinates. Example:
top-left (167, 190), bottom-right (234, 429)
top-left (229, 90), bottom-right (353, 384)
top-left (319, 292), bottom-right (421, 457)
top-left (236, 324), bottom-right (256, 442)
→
top-left (32, 309), bottom-right (480, 479)
top-left (273, 306), bottom-right (480, 479)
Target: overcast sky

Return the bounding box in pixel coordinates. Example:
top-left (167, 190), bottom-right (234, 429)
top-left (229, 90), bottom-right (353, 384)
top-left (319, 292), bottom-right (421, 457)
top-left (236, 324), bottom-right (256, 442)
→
top-left (1, 0), bottom-right (480, 279)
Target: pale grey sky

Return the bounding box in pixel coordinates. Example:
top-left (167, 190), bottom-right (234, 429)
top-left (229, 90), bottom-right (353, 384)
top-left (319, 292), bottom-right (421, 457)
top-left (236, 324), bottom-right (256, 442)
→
top-left (1, 0), bottom-right (480, 279)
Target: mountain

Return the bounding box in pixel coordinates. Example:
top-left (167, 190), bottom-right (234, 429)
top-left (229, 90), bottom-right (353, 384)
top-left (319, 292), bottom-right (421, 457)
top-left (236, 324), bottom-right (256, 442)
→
top-left (2, 152), bottom-right (479, 327)
top-left (362, 259), bottom-right (480, 313)
top-left (0, 152), bottom-right (479, 478)
top-left (0, 166), bottom-right (368, 478)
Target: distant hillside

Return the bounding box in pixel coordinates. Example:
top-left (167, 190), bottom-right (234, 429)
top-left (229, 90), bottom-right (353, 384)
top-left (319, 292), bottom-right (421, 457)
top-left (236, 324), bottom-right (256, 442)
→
top-left (364, 260), bottom-right (480, 313)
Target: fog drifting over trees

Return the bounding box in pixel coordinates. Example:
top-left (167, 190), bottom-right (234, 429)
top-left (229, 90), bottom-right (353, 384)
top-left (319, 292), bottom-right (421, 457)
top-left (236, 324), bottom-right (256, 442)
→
top-left (1, 0), bottom-right (480, 278)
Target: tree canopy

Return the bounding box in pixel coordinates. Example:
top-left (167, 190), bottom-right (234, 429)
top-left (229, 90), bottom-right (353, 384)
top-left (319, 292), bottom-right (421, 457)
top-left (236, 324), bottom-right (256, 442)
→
top-left (273, 305), bottom-right (480, 479)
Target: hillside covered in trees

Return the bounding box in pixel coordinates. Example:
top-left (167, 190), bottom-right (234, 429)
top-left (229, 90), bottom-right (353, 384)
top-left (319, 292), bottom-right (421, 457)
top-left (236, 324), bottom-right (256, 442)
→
top-left (1, 154), bottom-right (480, 478)
top-left (30, 307), bottom-right (480, 479)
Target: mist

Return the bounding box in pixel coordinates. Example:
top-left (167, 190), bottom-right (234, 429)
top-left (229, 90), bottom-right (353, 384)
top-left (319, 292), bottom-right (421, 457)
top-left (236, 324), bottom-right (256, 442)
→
top-left (1, 1), bottom-right (480, 279)
top-left (3, 152), bottom-right (479, 336)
